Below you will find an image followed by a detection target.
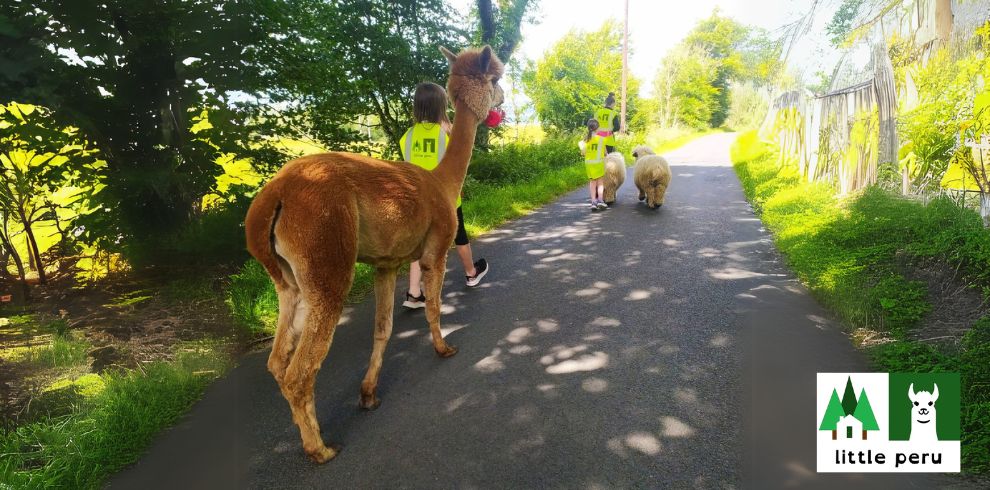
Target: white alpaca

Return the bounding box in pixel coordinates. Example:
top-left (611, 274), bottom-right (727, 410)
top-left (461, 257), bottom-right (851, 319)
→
top-left (908, 383), bottom-right (939, 441)
top-left (602, 152), bottom-right (626, 205)
top-left (631, 145), bottom-right (672, 209)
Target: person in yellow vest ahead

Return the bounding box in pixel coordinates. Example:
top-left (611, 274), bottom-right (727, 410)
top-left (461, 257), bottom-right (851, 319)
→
top-left (594, 92), bottom-right (620, 154)
top-left (401, 82), bottom-right (489, 309)
top-left (581, 118), bottom-right (608, 211)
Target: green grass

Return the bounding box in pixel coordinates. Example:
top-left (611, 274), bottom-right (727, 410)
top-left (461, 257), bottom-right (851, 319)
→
top-left (1, 319), bottom-right (88, 369)
top-left (0, 341), bottom-right (230, 489)
top-left (731, 130), bottom-right (990, 473)
top-left (228, 130), bottom-right (711, 335)
top-left (15, 334), bottom-right (89, 369)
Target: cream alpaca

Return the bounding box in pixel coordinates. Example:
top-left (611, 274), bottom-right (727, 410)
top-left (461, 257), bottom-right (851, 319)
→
top-left (631, 145), bottom-right (672, 209)
top-left (602, 151), bottom-right (626, 205)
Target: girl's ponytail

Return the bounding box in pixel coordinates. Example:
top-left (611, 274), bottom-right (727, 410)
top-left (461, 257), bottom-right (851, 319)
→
top-left (585, 118), bottom-right (600, 142)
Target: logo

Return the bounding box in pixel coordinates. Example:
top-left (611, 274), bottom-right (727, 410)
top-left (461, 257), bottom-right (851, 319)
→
top-left (816, 373), bottom-right (960, 472)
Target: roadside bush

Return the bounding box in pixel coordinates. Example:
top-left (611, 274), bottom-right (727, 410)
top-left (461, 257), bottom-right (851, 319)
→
top-left (468, 137), bottom-right (577, 185)
top-left (126, 199), bottom-right (252, 268)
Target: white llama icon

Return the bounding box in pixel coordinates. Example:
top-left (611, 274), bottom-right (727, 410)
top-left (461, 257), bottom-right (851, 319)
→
top-left (908, 383), bottom-right (939, 441)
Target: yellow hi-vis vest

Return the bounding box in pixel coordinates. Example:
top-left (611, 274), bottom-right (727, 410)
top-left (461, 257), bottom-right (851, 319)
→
top-left (402, 123), bottom-right (459, 206)
top-left (583, 135), bottom-right (606, 180)
top-left (594, 106), bottom-right (617, 146)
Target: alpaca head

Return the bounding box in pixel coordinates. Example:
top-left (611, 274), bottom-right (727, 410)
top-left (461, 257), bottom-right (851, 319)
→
top-left (909, 383), bottom-right (939, 426)
top-left (440, 45), bottom-right (505, 123)
top-left (632, 145), bottom-right (655, 160)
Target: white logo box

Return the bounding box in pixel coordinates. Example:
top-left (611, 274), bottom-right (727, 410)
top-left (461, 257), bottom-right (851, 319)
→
top-left (816, 373), bottom-right (960, 473)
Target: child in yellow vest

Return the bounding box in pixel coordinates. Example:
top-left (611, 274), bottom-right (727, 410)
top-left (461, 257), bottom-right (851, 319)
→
top-left (582, 118), bottom-right (608, 211)
top-left (401, 82), bottom-right (489, 309)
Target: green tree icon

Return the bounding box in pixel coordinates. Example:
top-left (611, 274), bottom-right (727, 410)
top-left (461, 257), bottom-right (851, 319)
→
top-left (820, 388), bottom-right (844, 439)
top-left (853, 388), bottom-right (879, 439)
top-left (841, 376), bottom-right (858, 415)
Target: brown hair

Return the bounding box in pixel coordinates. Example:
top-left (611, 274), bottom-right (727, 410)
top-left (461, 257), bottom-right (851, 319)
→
top-left (604, 92), bottom-right (616, 108)
top-left (585, 118), bottom-right (600, 142)
top-left (413, 82), bottom-right (451, 129)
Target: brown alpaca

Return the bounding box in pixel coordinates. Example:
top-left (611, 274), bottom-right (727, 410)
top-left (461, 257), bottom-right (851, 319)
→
top-left (243, 46), bottom-right (504, 464)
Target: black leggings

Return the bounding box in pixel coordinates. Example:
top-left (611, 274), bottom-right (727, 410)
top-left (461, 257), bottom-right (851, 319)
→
top-left (455, 206), bottom-right (469, 246)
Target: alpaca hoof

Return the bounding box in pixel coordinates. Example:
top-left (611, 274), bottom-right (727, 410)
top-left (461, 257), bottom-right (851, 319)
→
top-left (359, 393), bottom-right (381, 411)
top-left (638, 195), bottom-right (646, 201)
top-left (307, 444), bottom-right (339, 464)
top-left (436, 344), bottom-right (458, 358)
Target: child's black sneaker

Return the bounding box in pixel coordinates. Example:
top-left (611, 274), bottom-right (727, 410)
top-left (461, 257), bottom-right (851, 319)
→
top-left (402, 292), bottom-right (426, 309)
top-left (466, 258), bottom-right (489, 287)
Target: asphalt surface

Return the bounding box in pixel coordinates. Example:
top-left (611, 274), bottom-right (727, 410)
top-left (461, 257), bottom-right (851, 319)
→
top-left (109, 133), bottom-right (959, 489)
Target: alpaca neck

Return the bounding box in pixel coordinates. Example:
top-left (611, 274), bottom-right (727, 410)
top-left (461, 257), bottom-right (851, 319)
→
top-left (434, 98), bottom-right (481, 205)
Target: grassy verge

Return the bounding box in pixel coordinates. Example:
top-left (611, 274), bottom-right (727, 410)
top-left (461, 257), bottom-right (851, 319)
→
top-left (730, 130), bottom-right (990, 473)
top-left (227, 129), bottom-right (712, 335)
top-left (0, 341), bottom-right (230, 488)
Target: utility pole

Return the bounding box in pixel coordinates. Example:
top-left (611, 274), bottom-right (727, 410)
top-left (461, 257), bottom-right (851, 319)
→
top-left (621, 0), bottom-right (628, 133)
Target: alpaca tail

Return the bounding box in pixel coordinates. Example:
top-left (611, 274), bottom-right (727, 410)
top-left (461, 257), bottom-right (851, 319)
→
top-left (245, 185), bottom-right (287, 289)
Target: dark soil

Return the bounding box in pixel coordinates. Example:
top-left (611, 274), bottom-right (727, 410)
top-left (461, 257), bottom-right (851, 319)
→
top-left (897, 253), bottom-right (990, 343)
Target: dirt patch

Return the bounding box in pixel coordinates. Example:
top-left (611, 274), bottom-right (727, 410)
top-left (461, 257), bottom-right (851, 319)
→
top-left (897, 253), bottom-right (990, 344)
top-left (0, 268), bottom-right (243, 424)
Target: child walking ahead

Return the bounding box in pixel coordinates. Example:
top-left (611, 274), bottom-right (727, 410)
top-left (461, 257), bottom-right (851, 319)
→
top-left (582, 118), bottom-right (608, 211)
top-left (400, 82), bottom-right (489, 309)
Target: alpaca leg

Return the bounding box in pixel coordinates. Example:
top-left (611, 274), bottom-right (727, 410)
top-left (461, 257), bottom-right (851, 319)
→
top-left (275, 230), bottom-right (356, 463)
top-left (422, 254), bottom-right (457, 357)
top-left (268, 284), bottom-right (303, 383)
top-left (268, 258), bottom-right (303, 382)
top-left (359, 267), bottom-right (398, 410)
top-left (637, 185), bottom-right (646, 201)
top-left (280, 291), bottom-right (345, 464)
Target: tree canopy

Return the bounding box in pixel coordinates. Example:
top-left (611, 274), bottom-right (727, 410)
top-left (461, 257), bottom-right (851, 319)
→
top-left (0, 0), bottom-right (283, 244)
top-left (651, 10), bottom-right (781, 129)
top-left (522, 20), bottom-right (640, 132)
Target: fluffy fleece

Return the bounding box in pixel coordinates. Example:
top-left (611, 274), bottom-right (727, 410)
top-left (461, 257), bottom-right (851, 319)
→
top-left (602, 152), bottom-right (626, 204)
top-left (631, 145), bottom-right (672, 209)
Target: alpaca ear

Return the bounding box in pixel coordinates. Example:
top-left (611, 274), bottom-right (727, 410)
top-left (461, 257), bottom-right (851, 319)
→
top-left (479, 45), bottom-right (493, 72)
top-left (908, 383), bottom-right (916, 402)
top-left (439, 46), bottom-right (457, 64)
top-left (932, 383), bottom-right (939, 402)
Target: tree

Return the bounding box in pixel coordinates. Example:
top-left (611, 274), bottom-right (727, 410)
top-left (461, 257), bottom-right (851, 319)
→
top-left (651, 10), bottom-right (781, 130)
top-left (854, 387), bottom-right (879, 439)
top-left (523, 20), bottom-right (641, 132)
top-left (475, 0), bottom-right (536, 66)
top-left (819, 388), bottom-right (845, 439)
top-left (826, 0), bottom-right (866, 48)
top-left (0, 103), bottom-right (104, 291)
top-left (683, 11), bottom-right (752, 127)
top-left (841, 376), bottom-right (859, 416)
top-left (472, 0), bottom-right (538, 149)
top-left (0, 0), bottom-right (286, 246)
top-left (653, 44), bottom-right (719, 130)
top-left (264, 0), bottom-right (466, 159)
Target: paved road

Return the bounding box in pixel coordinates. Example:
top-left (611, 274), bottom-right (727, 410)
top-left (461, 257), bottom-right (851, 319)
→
top-left (110, 133), bottom-right (957, 489)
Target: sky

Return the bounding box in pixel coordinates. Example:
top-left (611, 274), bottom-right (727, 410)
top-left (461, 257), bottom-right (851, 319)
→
top-left (449, 0), bottom-right (843, 98)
